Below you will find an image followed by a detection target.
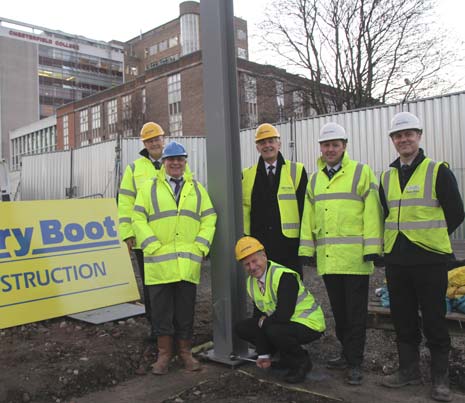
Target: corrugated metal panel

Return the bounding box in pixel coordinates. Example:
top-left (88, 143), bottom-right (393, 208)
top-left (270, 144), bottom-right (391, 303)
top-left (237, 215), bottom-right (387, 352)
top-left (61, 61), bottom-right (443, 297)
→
top-left (73, 141), bottom-right (117, 198)
top-left (18, 91), bottom-right (465, 239)
top-left (121, 136), bottom-right (207, 187)
top-left (21, 151), bottom-right (70, 200)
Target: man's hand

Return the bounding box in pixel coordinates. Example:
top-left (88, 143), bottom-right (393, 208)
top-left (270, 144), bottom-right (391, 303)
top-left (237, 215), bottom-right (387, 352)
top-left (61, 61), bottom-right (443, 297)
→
top-left (124, 237), bottom-right (136, 251)
top-left (256, 357), bottom-right (272, 369)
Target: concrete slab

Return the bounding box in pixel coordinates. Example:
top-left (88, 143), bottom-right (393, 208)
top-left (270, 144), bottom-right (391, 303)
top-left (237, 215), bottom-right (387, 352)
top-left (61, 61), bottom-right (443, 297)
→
top-left (67, 303), bottom-right (145, 324)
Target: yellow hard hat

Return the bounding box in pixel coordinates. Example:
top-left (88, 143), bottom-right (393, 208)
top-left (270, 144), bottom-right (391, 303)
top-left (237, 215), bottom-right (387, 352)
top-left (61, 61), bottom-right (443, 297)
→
top-left (255, 123), bottom-right (280, 143)
top-left (235, 236), bottom-right (265, 261)
top-left (140, 122), bottom-right (164, 141)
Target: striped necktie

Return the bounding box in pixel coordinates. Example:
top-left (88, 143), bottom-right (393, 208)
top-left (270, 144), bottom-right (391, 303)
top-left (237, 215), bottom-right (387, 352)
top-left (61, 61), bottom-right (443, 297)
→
top-left (328, 167), bottom-right (336, 179)
top-left (258, 280), bottom-right (265, 295)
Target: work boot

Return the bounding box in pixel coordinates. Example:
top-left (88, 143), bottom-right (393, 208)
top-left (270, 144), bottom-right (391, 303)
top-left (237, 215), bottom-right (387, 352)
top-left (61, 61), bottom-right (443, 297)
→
top-left (326, 355), bottom-right (348, 370)
top-left (177, 339), bottom-right (201, 371)
top-left (382, 365), bottom-right (422, 388)
top-left (152, 335), bottom-right (173, 375)
top-left (431, 373), bottom-right (452, 402)
top-left (431, 350), bottom-right (452, 402)
top-left (346, 366), bottom-right (363, 385)
top-left (284, 351), bottom-right (312, 384)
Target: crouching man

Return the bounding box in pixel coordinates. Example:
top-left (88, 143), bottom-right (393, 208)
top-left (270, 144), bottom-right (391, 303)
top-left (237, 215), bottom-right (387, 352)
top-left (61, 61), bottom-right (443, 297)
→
top-left (234, 236), bottom-right (325, 383)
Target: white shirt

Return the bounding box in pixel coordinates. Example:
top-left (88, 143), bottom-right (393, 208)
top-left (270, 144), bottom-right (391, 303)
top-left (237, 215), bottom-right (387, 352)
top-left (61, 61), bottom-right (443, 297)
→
top-left (326, 161), bottom-right (342, 172)
top-left (165, 175), bottom-right (184, 194)
top-left (264, 161), bottom-right (277, 173)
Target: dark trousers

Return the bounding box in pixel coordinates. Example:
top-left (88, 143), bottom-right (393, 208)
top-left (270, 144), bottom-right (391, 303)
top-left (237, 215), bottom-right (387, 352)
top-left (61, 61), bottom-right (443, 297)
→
top-left (133, 248), bottom-right (152, 328)
top-left (235, 318), bottom-right (322, 368)
top-left (323, 274), bottom-right (369, 367)
top-left (385, 263), bottom-right (450, 355)
top-left (148, 280), bottom-right (196, 339)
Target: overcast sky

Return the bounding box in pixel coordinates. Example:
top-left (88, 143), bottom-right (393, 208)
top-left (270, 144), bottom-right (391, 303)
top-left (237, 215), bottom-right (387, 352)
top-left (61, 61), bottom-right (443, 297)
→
top-left (1, 0), bottom-right (464, 88)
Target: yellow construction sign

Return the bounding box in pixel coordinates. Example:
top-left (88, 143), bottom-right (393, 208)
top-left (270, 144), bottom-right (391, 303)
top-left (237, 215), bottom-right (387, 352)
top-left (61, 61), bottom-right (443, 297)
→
top-left (0, 199), bottom-right (140, 328)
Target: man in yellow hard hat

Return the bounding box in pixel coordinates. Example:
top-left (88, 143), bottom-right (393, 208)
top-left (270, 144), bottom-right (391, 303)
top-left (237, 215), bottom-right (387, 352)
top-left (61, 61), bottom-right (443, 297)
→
top-left (118, 121), bottom-right (165, 341)
top-left (234, 236), bottom-right (325, 384)
top-left (380, 112), bottom-right (464, 402)
top-left (242, 123), bottom-right (308, 279)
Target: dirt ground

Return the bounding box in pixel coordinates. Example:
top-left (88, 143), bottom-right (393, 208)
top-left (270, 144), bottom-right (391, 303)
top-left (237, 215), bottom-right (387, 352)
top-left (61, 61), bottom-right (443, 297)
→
top-left (1, 249), bottom-right (465, 403)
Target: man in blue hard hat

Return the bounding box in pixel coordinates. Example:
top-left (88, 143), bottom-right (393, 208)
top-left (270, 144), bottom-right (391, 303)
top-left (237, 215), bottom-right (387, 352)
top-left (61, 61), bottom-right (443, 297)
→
top-left (132, 141), bottom-right (217, 376)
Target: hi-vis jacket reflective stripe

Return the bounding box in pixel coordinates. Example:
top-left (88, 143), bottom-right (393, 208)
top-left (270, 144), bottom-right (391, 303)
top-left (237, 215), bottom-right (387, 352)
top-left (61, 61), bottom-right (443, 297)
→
top-left (118, 156), bottom-right (158, 247)
top-left (299, 152), bottom-right (383, 275)
top-left (242, 160), bottom-right (304, 238)
top-left (132, 167), bottom-right (216, 285)
top-left (247, 261), bottom-right (325, 332)
top-left (381, 158), bottom-right (452, 254)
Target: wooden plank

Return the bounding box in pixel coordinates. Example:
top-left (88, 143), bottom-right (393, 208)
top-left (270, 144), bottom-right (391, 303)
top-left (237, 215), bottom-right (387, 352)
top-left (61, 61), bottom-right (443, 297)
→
top-left (367, 301), bottom-right (465, 335)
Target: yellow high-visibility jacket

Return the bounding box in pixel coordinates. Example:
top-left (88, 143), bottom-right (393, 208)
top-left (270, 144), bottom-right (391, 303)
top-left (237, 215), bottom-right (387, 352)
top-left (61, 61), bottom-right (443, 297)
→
top-left (132, 168), bottom-right (217, 285)
top-left (381, 158), bottom-right (451, 255)
top-left (247, 261), bottom-right (325, 332)
top-left (242, 160), bottom-right (304, 238)
top-left (118, 155), bottom-right (158, 246)
top-left (299, 152), bottom-right (383, 275)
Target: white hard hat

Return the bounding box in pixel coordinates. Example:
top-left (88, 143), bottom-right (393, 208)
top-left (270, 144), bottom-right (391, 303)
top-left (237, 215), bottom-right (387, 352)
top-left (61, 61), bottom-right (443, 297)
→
top-left (388, 112), bottom-right (422, 135)
top-left (318, 122), bottom-right (348, 143)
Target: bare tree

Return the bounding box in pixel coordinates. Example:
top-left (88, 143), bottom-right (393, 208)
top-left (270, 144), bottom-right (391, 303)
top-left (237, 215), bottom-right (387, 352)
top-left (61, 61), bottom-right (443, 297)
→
top-left (259, 0), bottom-right (462, 114)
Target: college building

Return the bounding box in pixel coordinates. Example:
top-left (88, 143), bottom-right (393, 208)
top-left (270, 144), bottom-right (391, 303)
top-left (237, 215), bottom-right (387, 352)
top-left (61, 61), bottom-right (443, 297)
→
top-left (0, 15), bottom-right (124, 163)
top-left (9, 1), bottom-right (333, 168)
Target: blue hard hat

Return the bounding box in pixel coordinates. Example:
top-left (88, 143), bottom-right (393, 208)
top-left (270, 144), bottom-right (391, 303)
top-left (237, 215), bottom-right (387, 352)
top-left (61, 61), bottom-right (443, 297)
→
top-left (161, 141), bottom-right (188, 160)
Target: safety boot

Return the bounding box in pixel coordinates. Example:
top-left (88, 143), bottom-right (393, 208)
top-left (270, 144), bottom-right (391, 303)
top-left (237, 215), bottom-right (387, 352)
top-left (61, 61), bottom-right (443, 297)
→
top-left (431, 350), bottom-right (452, 402)
top-left (382, 365), bottom-right (422, 388)
top-left (326, 355), bottom-right (348, 370)
top-left (177, 339), bottom-right (201, 371)
top-left (152, 335), bottom-right (173, 375)
top-left (284, 351), bottom-right (312, 384)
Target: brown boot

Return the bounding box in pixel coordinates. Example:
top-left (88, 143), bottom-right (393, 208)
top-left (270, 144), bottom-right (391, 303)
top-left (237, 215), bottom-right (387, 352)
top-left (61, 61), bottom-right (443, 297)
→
top-left (152, 336), bottom-right (173, 375)
top-left (177, 339), bottom-right (201, 371)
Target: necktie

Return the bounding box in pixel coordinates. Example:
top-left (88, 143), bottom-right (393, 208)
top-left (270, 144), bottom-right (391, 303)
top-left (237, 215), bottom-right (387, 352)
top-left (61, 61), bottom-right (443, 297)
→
top-left (328, 167), bottom-right (336, 179)
top-left (153, 160), bottom-right (161, 170)
top-left (267, 165), bottom-right (275, 187)
top-left (258, 280), bottom-right (265, 295)
top-left (170, 178), bottom-right (182, 200)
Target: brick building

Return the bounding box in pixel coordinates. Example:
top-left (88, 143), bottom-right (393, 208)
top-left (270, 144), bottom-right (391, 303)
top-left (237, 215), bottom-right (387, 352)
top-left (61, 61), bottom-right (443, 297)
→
top-left (55, 1), bottom-right (330, 150)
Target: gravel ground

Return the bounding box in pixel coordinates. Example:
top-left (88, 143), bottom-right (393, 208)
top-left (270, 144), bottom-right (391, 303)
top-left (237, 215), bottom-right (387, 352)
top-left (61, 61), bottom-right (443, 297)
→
top-left (1, 249), bottom-right (464, 403)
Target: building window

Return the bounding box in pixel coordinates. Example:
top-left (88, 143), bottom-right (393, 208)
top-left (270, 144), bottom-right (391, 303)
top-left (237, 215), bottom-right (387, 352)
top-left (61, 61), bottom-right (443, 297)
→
top-left (237, 29), bottom-right (247, 41)
top-left (293, 90), bottom-right (304, 119)
top-left (244, 74), bottom-right (258, 127)
top-left (122, 95), bottom-right (133, 137)
top-left (142, 88), bottom-right (146, 115)
top-left (79, 110), bottom-right (89, 146)
top-left (158, 40), bottom-right (168, 53)
top-left (180, 13), bottom-right (200, 56)
top-left (107, 99), bottom-right (118, 139)
top-left (237, 47), bottom-right (248, 60)
top-left (276, 80), bottom-right (285, 121)
top-left (63, 115), bottom-right (69, 150)
top-left (169, 36), bottom-right (179, 48)
top-left (122, 95), bottom-right (132, 121)
top-left (91, 105), bottom-right (101, 143)
top-left (129, 66), bottom-right (138, 76)
top-left (149, 44), bottom-right (158, 55)
top-left (168, 73), bottom-right (182, 136)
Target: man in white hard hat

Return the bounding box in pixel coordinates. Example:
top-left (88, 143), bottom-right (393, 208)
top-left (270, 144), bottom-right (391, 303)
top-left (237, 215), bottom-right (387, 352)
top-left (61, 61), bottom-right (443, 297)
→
top-left (118, 122), bottom-right (165, 343)
top-left (380, 112), bottom-right (464, 402)
top-left (234, 236), bottom-right (325, 384)
top-left (132, 141), bottom-right (217, 376)
top-left (299, 122), bottom-right (383, 385)
top-left (242, 123), bottom-right (308, 279)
